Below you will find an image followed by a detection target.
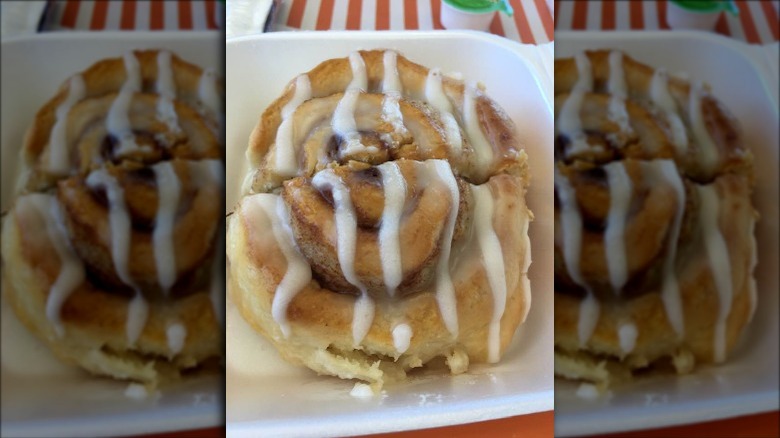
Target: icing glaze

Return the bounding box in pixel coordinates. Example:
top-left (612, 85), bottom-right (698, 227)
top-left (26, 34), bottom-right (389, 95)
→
top-left (430, 160), bottom-right (460, 338)
top-left (377, 161), bottom-right (407, 296)
top-left (152, 162), bottom-right (181, 294)
top-left (48, 76), bottom-right (86, 175)
top-left (655, 160), bottom-right (686, 337)
top-left (392, 323), bottom-right (412, 354)
top-left (604, 161), bottom-right (632, 293)
top-left (650, 69), bottom-right (688, 152)
top-left (424, 68), bottom-right (463, 152)
top-left (275, 75), bottom-right (312, 177)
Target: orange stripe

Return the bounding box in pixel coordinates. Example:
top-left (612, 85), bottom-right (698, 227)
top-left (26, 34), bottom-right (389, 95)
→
top-left (533, 0), bottom-right (554, 40)
top-left (316, 0), bottom-right (335, 30)
top-left (571, 0), bottom-right (587, 30)
top-left (761, 0), bottom-right (779, 40)
top-left (121, 0), bottom-right (136, 30)
top-left (736, 0), bottom-right (761, 44)
top-left (205, 0), bottom-right (218, 29)
top-left (61, 0), bottom-right (81, 28)
top-left (150, 0), bottom-right (164, 30)
top-left (602, 0), bottom-right (615, 30)
top-left (629, 0), bottom-right (644, 30)
top-left (376, 0), bottom-right (390, 30)
top-left (512, 0), bottom-right (535, 44)
top-left (404, 0), bottom-right (419, 29)
top-left (431, 0), bottom-right (444, 30)
top-left (657, 0), bottom-right (669, 29)
top-left (287, 0), bottom-right (306, 28)
top-left (346, 0), bottom-right (362, 30)
top-left (715, 12), bottom-right (730, 36)
top-left (489, 12), bottom-right (505, 37)
top-left (178, 0), bottom-right (193, 29)
top-left (90, 0), bottom-right (108, 30)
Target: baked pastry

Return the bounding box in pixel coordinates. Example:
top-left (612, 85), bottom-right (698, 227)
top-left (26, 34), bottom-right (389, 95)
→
top-left (1, 50), bottom-right (225, 384)
top-left (553, 50), bottom-right (758, 386)
top-left (228, 50), bottom-right (533, 389)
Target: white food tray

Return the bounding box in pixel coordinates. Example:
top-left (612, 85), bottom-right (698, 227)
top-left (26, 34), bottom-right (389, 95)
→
top-left (225, 31), bottom-right (554, 437)
top-left (0, 32), bottom-right (222, 438)
top-left (554, 30), bottom-right (780, 437)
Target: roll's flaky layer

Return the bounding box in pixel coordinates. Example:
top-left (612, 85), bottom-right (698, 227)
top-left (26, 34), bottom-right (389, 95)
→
top-left (553, 50), bottom-right (757, 385)
top-left (2, 50), bottom-right (225, 384)
top-left (229, 50), bottom-right (533, 388)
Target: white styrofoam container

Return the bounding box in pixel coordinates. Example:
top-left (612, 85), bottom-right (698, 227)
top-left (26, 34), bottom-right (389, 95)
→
top-left (0, 32), bottom-right (222, 438)
top-left (225, 31), bottom-right (554, 437)
top-left (554, 31), bottom-right (780, 437)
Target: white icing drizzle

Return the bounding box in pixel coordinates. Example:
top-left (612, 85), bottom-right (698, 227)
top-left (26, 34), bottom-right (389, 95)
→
top-left (48, 75), bottom-right (86, 175)
top-left (198, 68), bottom-right (221, 117)
top-left (333, 88), bottom-right (378, 156)
top-left (463, 81), bottom-right (494, 177)
top-left (557, 53), bottom-right (594, 158)
top-left (472, 184), bottom-right (507, 363)
top-left (108, 53), bottom-right (143, 158)
top-left (555, 167), bottom-right (600, 345)
top-left (650, 69), bottom-right (688, 152)
top-left (430, 160), bottom-right (460, 338)
top-left (274, 74), bottom-right (312, 177)
top-left (86, 169), bottom-right (148, 344)
top-left (156, 51), bottom-right (179, 133)
top-left (347, 51), bottom-right (367, 91)
top-left (166, 322), bottom-right (187, 355)
top-left (607, 51), bottom-right (633, 135)
top-left (20, 194), bottom-right (86, 337)
top-left (392, 323), bottom-right (412, 354)
top-left (603, 162), bottom-right (632, 293)
top-left (244, 194), bottom-right (311, 338)
top-left (126, 293), bottom-right (149, 345)
top-left (152, 162), bottom-right (181, 294)
top-left (382, 50), bottom-right (402, 94)
top-left (424, 68), bottom-right (463, 152)
top-left (380, 93), bottom-right (409, 144)
top-left (697, 184), bottom-right (733, 362)
top-left (311, 169), bottom-right (375, 345)
top-left (689, 82), bottom-right (720, 173)
top-left (618, 320), bottom-right (638, 355)
top-left (376, 162), bottom-right (406, 296)
top-left (654, 160), bottom-right (686, 337)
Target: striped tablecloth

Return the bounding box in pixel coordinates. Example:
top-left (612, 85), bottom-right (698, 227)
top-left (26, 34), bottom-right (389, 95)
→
top-left (41, 0), bottom-right (220, 31)
top-left (555, 0), bottom-right (779, 45)
top-left (275, 0), bottom-right (555, 44)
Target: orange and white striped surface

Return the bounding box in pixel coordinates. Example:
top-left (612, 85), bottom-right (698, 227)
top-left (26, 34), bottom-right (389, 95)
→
top-left (41, 0), bottom-right (220, 31)
top-left (275, 0), bottom-right (554, 44)
top-left (554, 0), bottom-right (779, 45)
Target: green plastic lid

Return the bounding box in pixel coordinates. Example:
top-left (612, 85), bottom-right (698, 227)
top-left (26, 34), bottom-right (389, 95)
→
top-left (670, 0), bottom-right (738, 15)
top-left (443, 0), bottom-right (514, 16)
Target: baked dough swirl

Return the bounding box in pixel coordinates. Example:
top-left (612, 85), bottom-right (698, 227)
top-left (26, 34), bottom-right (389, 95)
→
top-left (553, 50), bottom-right (758, 385)
top-left (228, 50), bottom-right (533, 389)
top-left (1, 50), bottom-right (225, 384)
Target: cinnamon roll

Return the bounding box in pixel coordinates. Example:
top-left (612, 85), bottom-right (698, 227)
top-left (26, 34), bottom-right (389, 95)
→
top-left (1, 50), bottom-right (225, 384)
top-left (228, 50), bottom-right (533, 389)
top-left (553, 50), bottom-right (758, 386)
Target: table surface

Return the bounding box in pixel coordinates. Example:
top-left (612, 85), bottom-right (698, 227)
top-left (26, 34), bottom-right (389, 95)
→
top-left (18, 1), bottom-right (780, 437)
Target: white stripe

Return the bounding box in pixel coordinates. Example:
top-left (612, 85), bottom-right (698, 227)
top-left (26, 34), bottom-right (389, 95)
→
top-left (389, 0), bottom-right (404, 29)
top-left (750, 1), bottom-right (774, 44)
top-left (585, 0), bottom-right (601, 30)
top-left (615, 0), bottom-right (630, 30)
top-left (192, 0), bottom-right (208, 30)
top-left (360, 0), bottom-right (375, 29)
top-left (726, 13), bottom-right (746, 41)
top-left (643, 0), bottom-right (658, 30)
top-left (526, 0), bottom-right (550, 43)
top-left (74, 1), bottom-right (94, 29)
top-left (331, 0), bottom-right (349, 30)
top-left (135, 0), bottom-right (151, 30)
top-left (556, 0), bottom-right (574, 30)
top-left (499, 10), bottom-right (521, 41)
top-left (300, 0), bottom-right (319, 29)
top-left (277, 0), bottom-right (292, 25)
top-left (105, 1), bottom-right (123, 30)
top-left (164, 1), bottom-right (179, 30)
top-left (417, 0), bottom-right (433, 30)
